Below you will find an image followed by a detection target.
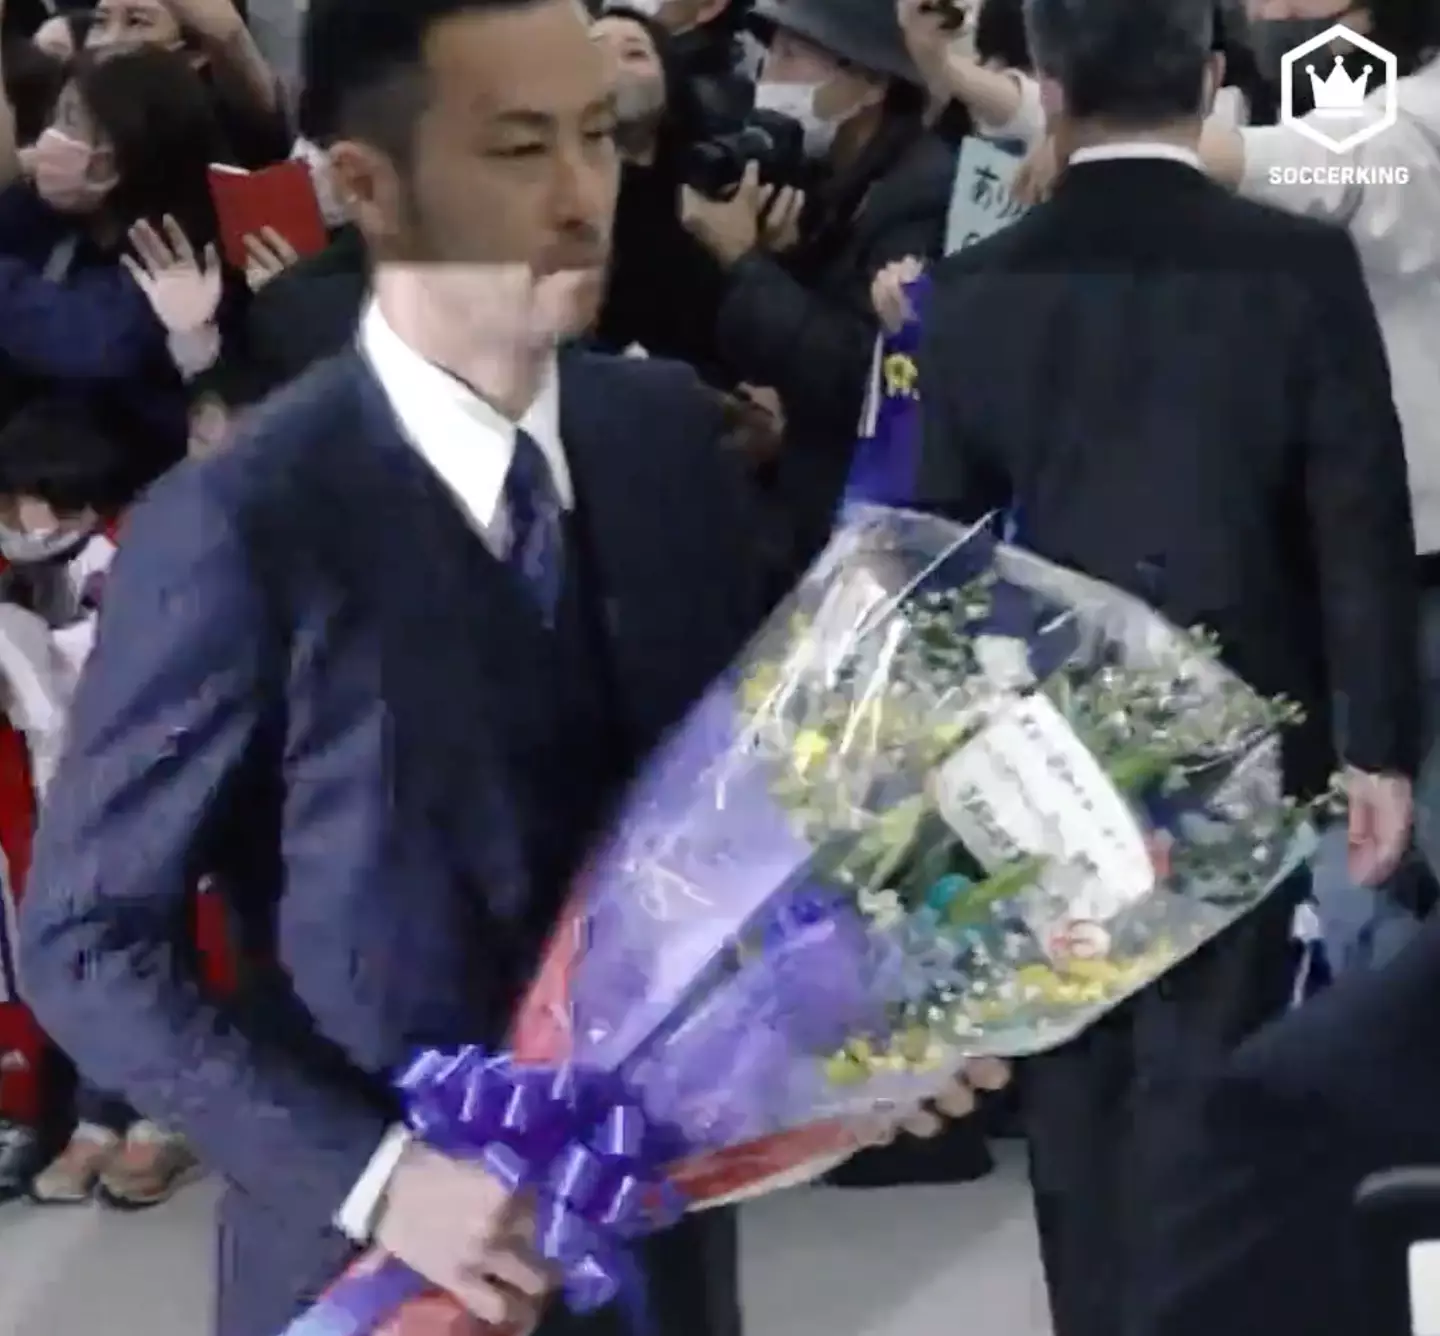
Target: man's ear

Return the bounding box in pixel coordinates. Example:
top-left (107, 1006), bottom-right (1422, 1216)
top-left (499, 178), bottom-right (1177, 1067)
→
top-left (1203, 52), bottom-right (1226, 116)
top-left (328, 139), bottom-right (402, 244)
top-left (694, 0), bottom-right (730, 26)
top-left (1037, 73), bottom-right (1066, 122)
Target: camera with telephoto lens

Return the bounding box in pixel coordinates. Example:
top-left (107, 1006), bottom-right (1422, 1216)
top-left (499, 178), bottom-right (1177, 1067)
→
top-left (683, 108), bottom-right (808, 200)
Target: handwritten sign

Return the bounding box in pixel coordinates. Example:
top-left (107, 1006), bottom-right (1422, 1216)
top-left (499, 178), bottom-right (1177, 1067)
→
top-left (944, 136), bottom-right (1027, 255)
top-left (934, 693), bottom-right (1156, 925)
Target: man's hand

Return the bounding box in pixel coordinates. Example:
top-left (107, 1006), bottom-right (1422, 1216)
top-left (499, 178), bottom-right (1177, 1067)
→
top-left (1346, 768), bottom-right (1413, 887)
top-left (722, 384), bottom-right (786, 466)
top-left (758, 184), bottom-right (805, 253)
top-left (375, 1141), bottom-right (556, 1331)
top-left (161, 0), bottom-right (246, 43)
top-left (681, 161), bottom-right (764, 267)
top-left (861, 1057), bottom-right (1011, 1144)
top-left (870, 256), bottom-right (926, 333)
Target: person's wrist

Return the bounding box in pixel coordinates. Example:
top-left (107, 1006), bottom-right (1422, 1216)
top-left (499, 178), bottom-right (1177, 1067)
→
top-left (166, 324), bottom-right (222, 380)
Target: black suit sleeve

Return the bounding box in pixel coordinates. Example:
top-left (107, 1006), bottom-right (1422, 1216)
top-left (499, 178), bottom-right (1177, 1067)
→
top-left (1299, 227), bottom-right (1419, 776)
top-left (915, 266), bottom-right (1012, 523)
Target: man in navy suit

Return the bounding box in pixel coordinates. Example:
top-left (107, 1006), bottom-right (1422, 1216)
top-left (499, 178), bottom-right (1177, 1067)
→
top-left (15, 1), bottom-right (763, 1333)
top-left (1137, 912), bottom-right (1440, 1336)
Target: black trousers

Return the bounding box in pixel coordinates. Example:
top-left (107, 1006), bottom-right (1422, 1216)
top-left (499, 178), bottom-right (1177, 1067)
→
top-left (537, 1209), bottom-right (741, 1336)
top-left (1021, 882), bottom-right (1302, 1336)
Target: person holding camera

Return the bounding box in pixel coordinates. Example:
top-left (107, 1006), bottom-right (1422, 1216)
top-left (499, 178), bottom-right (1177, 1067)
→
top-left (604, 0), bottom-right (759, 132)
top-left (680, 0), bottom-right (955, 585)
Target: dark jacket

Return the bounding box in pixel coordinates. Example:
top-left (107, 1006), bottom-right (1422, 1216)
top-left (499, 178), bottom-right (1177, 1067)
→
top-left (917, 155), bottom-right (1416, 1336)
top-left (215, 224), bottom-right (367, 403)
top-left (18, 347), bottom-right (760, 1336)
top-left (595, 161), bottom-right (731, 381)
top-left (714, 125), bottom-right (955, 572)
top-left (0, 184), bottom-right (188, 479)
top-left (918, 155), bottom-right (1416, 795)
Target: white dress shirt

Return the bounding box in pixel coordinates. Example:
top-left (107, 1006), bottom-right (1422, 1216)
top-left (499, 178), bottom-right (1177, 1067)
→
top-left (333, 303), bottom-right (572, 1244)
top-left (1068, 141), bottom-right (1203, 171)
top-left (359, 300), bottom-right (572, 552)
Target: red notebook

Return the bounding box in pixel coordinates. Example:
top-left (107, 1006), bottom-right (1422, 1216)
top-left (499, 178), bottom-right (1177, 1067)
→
top-left (207, 160), bottom-right (328, 270)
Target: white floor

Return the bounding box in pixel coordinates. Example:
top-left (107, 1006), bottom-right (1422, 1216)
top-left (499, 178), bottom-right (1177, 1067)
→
top-left (0, 1145), bottom-right (1050, 1336)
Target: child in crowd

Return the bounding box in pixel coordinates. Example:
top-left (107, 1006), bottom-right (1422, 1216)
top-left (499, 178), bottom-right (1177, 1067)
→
top-left (0, 397), bottom-right (225, 1207)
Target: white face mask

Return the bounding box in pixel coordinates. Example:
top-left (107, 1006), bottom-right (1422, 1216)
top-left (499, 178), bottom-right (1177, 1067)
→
top-left (753, 80), bottom-right (838, 159)
top-left (0, 519), bottom-right (92, 566)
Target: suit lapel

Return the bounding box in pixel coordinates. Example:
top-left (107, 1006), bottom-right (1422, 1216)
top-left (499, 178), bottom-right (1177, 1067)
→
top-left (330, 354), bottom-right (532, 917)
top-left (558, 353), bottom-right (717, 751)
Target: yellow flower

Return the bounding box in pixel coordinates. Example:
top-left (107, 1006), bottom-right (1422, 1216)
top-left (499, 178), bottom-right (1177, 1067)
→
top-left (792, 729), bottom-right (829, 775)
top-left (896, 1026), bottom-right (931, 1063)
top-left (824, 1053), bottom-right (863, 1085)
top-left (739, 662), bottom-right (781, 713)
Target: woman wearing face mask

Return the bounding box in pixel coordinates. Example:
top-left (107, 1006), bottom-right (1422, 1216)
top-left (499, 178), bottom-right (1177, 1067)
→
top-left (679, 0), bottom-right (956, 586)
top-left (0, 44), bottom-right (234, 476)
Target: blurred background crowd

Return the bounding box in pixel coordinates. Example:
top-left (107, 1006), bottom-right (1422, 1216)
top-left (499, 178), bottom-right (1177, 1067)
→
top-left (0, 0), bottom-right (1434, 1332)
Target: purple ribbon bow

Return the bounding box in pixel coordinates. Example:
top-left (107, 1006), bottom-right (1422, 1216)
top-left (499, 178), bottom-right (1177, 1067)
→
top-left (278, 1047), bottom-right (685, 1336)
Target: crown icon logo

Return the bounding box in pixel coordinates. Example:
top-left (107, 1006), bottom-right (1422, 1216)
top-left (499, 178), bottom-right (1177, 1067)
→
top-left (1307, 53), bottom-right (1371, 117)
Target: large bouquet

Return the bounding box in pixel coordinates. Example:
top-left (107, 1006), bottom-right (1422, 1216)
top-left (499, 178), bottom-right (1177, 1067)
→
top-left (290, 506), bottom-right (1320, 1336)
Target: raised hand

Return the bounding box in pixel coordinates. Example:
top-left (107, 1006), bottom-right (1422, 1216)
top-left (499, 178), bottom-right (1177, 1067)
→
top-left (870, 256), bottom-right (927, 332)
top-left (121, 216), bottom-right (223, 335)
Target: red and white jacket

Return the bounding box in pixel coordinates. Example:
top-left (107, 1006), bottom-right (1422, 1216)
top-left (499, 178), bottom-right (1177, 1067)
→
top-left (0, 517), bottom-right (236, 1126)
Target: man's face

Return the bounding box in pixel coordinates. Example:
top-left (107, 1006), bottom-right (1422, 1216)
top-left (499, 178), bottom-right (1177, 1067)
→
top-left (86, 0), bottom-right (184, 53)
top-left (345, 0), bottom-right (619, 339)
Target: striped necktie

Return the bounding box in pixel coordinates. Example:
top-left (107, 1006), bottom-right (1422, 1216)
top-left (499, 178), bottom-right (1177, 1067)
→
top-left (503, 428), bottom-right (564, 623)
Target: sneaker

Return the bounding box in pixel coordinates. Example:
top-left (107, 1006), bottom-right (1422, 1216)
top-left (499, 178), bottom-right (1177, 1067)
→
top-left (97, 1121), bottom-right (198, 1210)
top-left (0, 1120), bottom-right (46, 1202)
top-left (29, 1124), bottom-right (120, 1204)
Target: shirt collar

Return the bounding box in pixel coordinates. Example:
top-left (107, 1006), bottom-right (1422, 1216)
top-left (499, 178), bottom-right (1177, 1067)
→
top-left (1068, 141), bottom-right (1204, 171)
top-left (359, 300), bottom-right (572, 542)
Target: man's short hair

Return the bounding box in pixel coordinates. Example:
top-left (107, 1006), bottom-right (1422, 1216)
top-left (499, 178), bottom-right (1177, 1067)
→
top-left (1023, 0), bottom-right (1214, 124)
top-left (300, 0), bottom-right (542, 154)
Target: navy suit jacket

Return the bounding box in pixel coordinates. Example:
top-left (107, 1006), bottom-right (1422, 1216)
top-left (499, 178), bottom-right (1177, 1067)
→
top-left (17, 348), bottom-right (760, 1330)
top-left (1137, 915), bottom-right (1440, 1336)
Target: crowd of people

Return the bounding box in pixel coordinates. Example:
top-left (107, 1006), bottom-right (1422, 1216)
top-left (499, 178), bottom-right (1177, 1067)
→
top-left (0, 0), bottom-right (1431, 1333)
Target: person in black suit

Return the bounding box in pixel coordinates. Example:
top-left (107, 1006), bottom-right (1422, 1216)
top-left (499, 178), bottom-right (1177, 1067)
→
top-left (1136, 906), bottom-right (1440, 1336)
top-left (916, 0), bottom-right (1419, 1333)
